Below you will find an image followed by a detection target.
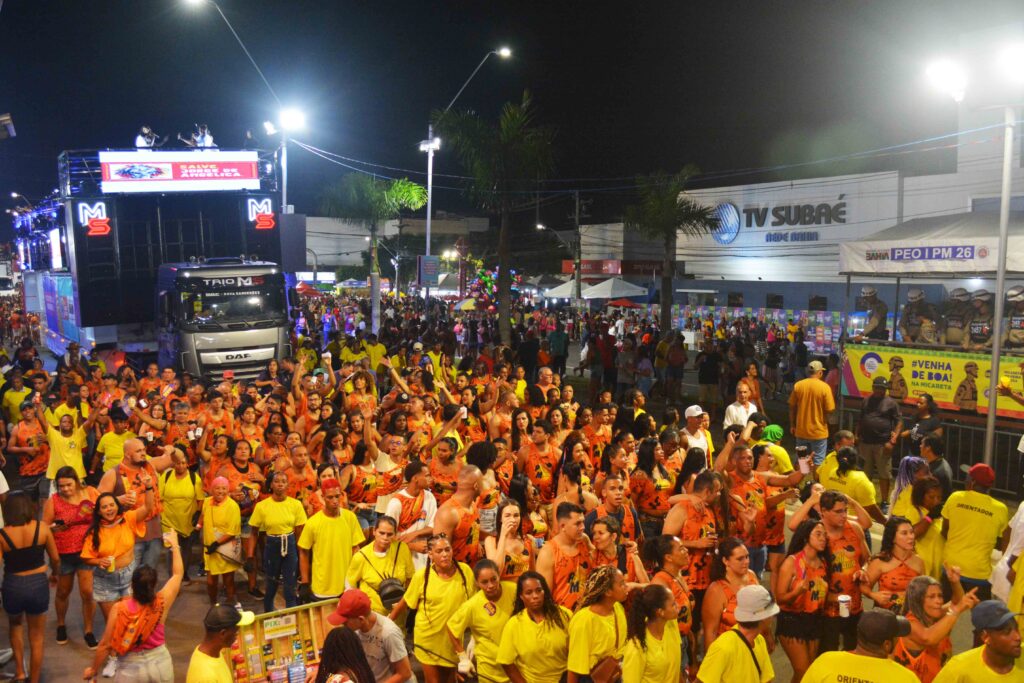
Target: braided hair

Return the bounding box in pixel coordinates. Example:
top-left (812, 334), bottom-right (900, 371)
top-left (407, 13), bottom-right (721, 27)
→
top-left (421, 534), bottom-right (468, 623)
top-left (512, 571), bottom-right (567, 630)
top-left (577, 564), bottom-right (622, 611)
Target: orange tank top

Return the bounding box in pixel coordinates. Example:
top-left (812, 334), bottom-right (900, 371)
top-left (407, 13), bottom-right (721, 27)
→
top-left (782, 551), bottom-right (828, 615)
top-left (677, 497), bottom-right (717, 590)
top-left (449, 498), bottom-right (480, 565)
top-left (551, 539), bottom-right (592, 611)
top-left (500, 540), bottom-right (533, 582)
top-left (430, 457), bottom-right (459, 505)
top-left (654, 569), bottom-right (693, 635)
top-left (713, 573), bottom-right (760, 635)
top-left (825, 522), bottom-right (867, 618)
top-left (893, 614), bottom-right (951, 683)
top-left (345, 464), bottom-right (378, 505)
top-left (395, 491), bottom-right (426, 533)
top-left (878, 559), bottom-right (920, 613)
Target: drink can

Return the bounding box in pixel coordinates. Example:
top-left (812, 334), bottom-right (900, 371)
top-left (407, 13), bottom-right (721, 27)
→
top-left (107, 556), bottom-right (116, 573)
top-left (838, 594), bottom-right (851, 618)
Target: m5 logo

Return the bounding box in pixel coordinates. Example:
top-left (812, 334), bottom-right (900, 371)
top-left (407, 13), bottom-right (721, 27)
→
top-left (77, 202), bottom-right (111, 237)
top-left (247, 198), bottom-right (275, 230)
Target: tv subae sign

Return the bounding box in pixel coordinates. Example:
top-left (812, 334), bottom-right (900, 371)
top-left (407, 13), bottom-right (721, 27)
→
top-left (712, 196), bottom-right (847, 244)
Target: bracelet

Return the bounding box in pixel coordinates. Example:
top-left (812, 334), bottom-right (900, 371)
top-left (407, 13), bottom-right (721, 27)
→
top-left (145, 487), bottom-right (154, 492)
top-left (946, 608), bottom-right (958, 617)
top-left (923, 515), bottom-right (933, 524)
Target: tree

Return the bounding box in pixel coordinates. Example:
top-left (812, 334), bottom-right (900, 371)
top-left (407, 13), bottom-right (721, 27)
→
top-left (434, 91), bottom-right (555, 344)
top-left (320, 173), bottom-right (426, 331)
top-left (623, 168), bottom-right (718, 335)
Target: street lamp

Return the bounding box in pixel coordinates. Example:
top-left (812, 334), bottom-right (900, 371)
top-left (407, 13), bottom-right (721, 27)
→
top-left (273, 107), bottom-right (305, 214)
top-left (420, 46), bottom-right (512, 302)
top-left (927, 42), bottom-right (1024, 463)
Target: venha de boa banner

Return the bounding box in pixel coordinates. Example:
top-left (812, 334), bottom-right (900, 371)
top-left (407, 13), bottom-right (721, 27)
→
top-left (842, 344), bottom-right (1024, 419)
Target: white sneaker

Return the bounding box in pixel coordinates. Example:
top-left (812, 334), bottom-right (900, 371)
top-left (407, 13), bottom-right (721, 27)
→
top-left (0, 647), bottom-right (12, 665)
top-left (102, 656), bottom-right (118, 678)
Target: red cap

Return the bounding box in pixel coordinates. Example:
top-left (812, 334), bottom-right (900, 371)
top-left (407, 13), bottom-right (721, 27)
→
top-left (327, 589), bottom-right (371, 625)
top-left (321, 478), bottom-right (342, 494)
top-left (962, 463), bottom-right (996, 488)
top-left (222, 370), bottom-right (235, 380)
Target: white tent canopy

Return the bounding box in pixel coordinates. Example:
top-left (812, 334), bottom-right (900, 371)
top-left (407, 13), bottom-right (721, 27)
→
top-left (839, 211), bottom-right (1024, 277)
top-left (542, 279), bottom-right (579, 298)
top-left (581, 277), bottom-right (647, 300)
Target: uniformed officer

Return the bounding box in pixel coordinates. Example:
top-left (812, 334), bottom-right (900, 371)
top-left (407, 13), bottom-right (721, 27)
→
top-left (941, 287), bottom-right (971, 346)
top-left (954, 361), bottom-right (979, 412)
top-left (1002, 286), bottom-right (1024, 350)
top-left (888, 356), bottom-right (908, 400)
top-left (963, 289), bottom-right (995, 351)
top-left (856, 285), bottom-right (889, 341)
top-left (898, 288), bottom-right (940, 344)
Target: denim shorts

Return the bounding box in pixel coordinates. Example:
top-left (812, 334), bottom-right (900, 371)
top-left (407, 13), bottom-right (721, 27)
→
top-left (114, 644), bottom-right (174, 683)
top-left (58, 552), bottom-right (94, 576)
top-left (2, 572), bottom-right (50, 616)
top-left (93, 562), bottom-right (135, 603)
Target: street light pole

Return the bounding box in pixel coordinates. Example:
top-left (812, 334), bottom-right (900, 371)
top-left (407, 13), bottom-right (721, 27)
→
top-left (281, 130), bottom-right (289, 213)
top-left (983, 104), bottom-right (1016, 463)
top-left (420, 47), bottom-right (511, 306)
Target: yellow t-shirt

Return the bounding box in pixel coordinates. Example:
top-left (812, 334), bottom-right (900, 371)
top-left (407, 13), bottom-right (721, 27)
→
top-left (448, 582), bottom-right (517, 683)
top-left (45, 401), bottom-right (89, 427)
top-left (45, 424), bottom-right (87, 479)
top-left (567, 603), bottom-right (627, 675)
top-left (297, 509), bottom-right (364, 598)
top-left (496, 608), bottom-right (571, 683)
top-left (788, 377), bottom-right (835, 440)
top-left (158, 470), bottom-right (204, 537)
top-left (804, 650), bottom-right (920, 683)
top-left (2, 386), bottom-right (31, 423)
top-left (621, 622), bottom-right (682, 683)
top-left (817, 451), bottom-right (838, 483)
top-left (248, 496), bottom-right (307, 536)
top-left (347, 543), bottom-right (416, 614)
top-left (402, 563), bottom-right (476, 667)
top-left (821, 467), bottom-right (877, 509)
top-left (186, 646), bottom-right (233, 683)
top-left (935, 645), bottom-right (1024, 682)
top-left (755, 440), bottom-right (793, 474)
top-left (200, 497), bottom-right (242, 576)
top-left (97, 430), bottom-right (138, 472)
top-left (898, 499), bottom-right (944, 580)
top-left (942, 490), bottom-right (1009, 581)
top-left (363, 342), bottom-right (388, 373)
top-left (698, 627), bottom-right (773, 683)
top-left (341, 346), bottom-right (367, 364)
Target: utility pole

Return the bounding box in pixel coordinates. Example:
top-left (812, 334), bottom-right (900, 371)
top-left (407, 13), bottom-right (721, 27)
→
top-left (574, 191), bottom-right (582, 300)
top-left (370, 221), bottom-right (380, 333)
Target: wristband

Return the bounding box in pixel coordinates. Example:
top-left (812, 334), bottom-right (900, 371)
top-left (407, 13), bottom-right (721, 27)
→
top-left (145, 486), bottom-right (154, 492)
top-left (923, 515), bottom-right (933, 524)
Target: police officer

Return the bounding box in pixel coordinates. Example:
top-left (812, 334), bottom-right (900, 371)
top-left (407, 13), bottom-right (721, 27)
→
top-left (856, 285), bottom-right (889, 341)
top-left (898, 288), bottom-right (939, 344)
top-left (942, 287), bottom-right (972, 346)
top-left (888, 356), bottom-right (908, 400)
top-left (1001, 286), bottom-right (1024, 350)
top-left (963, 289), bottom-right (995, 351)
top-left (954, 361), bottom-right (979, 412)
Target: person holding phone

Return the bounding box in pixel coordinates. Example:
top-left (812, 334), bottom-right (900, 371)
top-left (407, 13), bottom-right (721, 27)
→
top-left (41, 466), bottom-right (99, 647)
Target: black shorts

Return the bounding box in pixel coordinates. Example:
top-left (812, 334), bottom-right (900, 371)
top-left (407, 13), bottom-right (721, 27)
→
top-left (776, 610), bottom-right (822, 641)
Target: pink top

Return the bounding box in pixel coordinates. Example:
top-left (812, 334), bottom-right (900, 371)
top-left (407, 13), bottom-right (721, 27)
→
top-left (124, 598), bottom-right (166, 652)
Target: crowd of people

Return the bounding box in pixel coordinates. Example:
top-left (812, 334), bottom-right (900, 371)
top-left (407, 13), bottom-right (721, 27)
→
top-left (0, 294), bottom-right (1019, 682)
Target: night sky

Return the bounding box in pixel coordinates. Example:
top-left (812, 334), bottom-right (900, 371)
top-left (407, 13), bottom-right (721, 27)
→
top-left (1, 1), bottom-right (1022, 236)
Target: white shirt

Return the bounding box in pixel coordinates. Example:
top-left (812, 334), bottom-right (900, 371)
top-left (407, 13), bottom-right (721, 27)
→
top-left (723, 401), bottom-right (758, 430)
top-left (992, 500), bottom-right (1024, 600)
top-left (357, 614), bottom-right (416, 683)
top-left (0, 471), bottom-right (9, 526)
top-left (135, 134), bottom-right (151, 148)
top-left (385, 487), bottom-right (437, 570)
top-left (682, 427), bottom-right (709, 456)
top-left (195, 132), bottom-right (214, 148)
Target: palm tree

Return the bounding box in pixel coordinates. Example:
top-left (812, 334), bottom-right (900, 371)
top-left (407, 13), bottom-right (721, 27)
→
top-left (623, 168), bottom-right (718, 335)
top-left (434, 91), bottom-right (555, 344)
top-left (320, 173), bottom-right (426, 331)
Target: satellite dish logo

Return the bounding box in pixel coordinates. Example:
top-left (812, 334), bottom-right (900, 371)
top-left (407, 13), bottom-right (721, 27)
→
top-left (711, 203), bottom-right (740, 245)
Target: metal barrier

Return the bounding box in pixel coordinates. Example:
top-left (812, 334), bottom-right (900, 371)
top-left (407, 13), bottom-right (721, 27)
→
top-left (837, 406), bottom-right (1024, 500)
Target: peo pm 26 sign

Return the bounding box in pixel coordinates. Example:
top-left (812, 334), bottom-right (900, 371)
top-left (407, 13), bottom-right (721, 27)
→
top-left (98, 150), bottom-right (261, 194)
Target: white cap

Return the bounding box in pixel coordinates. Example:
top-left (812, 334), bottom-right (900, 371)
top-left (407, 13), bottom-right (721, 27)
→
top-left (860, 285), bottom-right (877, 297)
top-left (684, 405), bottom-right (704, 419)
top-left (412, 342), bottom-right (424, 351)
top-left (907, 288), bottom-right (925, 303)
top-left (734, 585), bottom-right (780, 622)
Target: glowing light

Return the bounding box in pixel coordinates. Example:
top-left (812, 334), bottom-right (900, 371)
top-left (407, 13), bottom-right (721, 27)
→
top-left (926, 59), bottom-right (968, 102)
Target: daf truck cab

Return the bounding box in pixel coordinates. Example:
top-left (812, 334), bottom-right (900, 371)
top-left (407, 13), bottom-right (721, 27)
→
top-left (157, 258), bottom-right (291, 380)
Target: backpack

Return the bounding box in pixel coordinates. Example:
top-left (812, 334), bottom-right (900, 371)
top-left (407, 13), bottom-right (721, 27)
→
top-left (110, 595), bottom-right (165, 656)
top-left (359, 547), bottom-right (405, 609)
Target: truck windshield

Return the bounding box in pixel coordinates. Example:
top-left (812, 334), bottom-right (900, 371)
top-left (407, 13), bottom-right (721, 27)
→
top-left (175, 272), bottom-right (287, 325)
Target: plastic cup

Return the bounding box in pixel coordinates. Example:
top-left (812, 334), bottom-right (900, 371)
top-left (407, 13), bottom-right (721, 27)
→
top-left (799, 457), bottom-right (811, 475)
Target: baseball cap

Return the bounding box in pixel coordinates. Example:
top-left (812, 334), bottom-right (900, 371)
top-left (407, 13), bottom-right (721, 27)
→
top-left (872, 376), bottom-right (889, 389)
top-left (960, 462), bottom-right (996, 488)
top-left (204, 603), bottom-right (255, 631)
top-left (222, 370), bottom-right (235, 380)
top-left (857, 608), bottom-right (911, 645)
top-left (807, 360), bottom-right (824, 373)
top-left (733, 585), bottom-right (779, 622)
top-left (972, 600), bottom-right (1023, 630)
top-left (762, 425), bottom-right (784, 442)
top-left (327, 589), bottom-right (372, 626)
top-left (684, 405), bottom-right (704, 419)
top-left (412, 342), bottom-right (424, 351)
